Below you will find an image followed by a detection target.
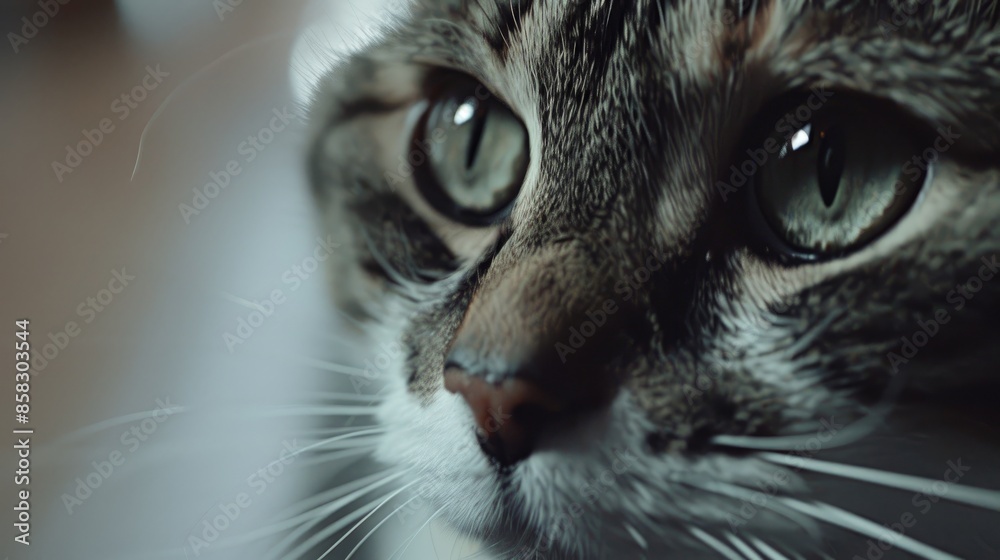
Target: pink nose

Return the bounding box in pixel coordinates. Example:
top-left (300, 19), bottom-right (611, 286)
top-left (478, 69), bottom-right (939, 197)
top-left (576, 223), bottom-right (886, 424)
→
top-left (444, 367), bottom-right (560, 466)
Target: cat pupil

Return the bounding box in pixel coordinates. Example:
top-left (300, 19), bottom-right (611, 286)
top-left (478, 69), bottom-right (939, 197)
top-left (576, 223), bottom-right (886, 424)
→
top-left (464, 100), bottom-right (488, 170)
top-left (817, 126), bottom-right (846, 208)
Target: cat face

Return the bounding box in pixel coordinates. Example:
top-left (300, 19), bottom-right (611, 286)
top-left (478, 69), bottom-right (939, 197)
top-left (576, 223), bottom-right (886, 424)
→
top-left (306, 0), bottom-right (1000, 557)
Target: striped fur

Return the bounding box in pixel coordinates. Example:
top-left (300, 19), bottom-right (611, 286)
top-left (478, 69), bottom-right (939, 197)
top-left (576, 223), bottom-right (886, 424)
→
top-left (306, 1), bottom-right (1000, 557)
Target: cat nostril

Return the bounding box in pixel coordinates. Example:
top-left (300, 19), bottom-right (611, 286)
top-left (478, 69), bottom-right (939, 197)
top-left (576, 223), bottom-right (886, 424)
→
top-left (443, 367), bottom-right (561, 466)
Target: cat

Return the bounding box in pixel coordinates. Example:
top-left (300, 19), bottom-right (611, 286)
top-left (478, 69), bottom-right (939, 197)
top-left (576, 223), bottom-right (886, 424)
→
top-left (301, 0), bottom-right (1000, 558)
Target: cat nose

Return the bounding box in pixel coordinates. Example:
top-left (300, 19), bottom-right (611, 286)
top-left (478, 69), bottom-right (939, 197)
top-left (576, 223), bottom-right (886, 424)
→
top-left (443, 368), bottom-right (561, 466)
top-left (441, 244), bottom-right (630, 466)
top-left (443, 326), bottom-right (626, 467)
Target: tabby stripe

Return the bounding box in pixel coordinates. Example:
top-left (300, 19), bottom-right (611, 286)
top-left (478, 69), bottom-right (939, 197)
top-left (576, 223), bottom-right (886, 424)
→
top-left (486, 0), bottom-right (536, 60)
top-left (563, 0), bottom-right (637, 79)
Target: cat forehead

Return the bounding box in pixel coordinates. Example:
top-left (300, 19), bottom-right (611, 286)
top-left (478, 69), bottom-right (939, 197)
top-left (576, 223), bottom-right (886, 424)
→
top-left (389, 0), bottom-right (995, 131)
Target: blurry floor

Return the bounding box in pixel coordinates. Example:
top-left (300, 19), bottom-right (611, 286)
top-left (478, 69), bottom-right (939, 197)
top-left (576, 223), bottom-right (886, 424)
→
top-left (0, 1), bottom-right (475, 559)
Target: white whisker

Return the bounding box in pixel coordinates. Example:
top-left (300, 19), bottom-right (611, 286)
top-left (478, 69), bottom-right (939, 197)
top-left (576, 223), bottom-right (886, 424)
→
top-left (761, 453), bottom-right (1000, 513)
top-left (297, 425), bottom-right (382, 437)
top-left (300, 432), bottom-right (384, 444)
top-left (726, 533), bottom-right (764, 560)
top-left (681, 479), bottom-right (821, 539)
top-left (267, 471), bottom-right (409, 559)
top-left (296, 446), bottom-right (375, 468)
top-left (221, 292), bottom-right (269, 312)
top-left (200, 469), bottom-right (404, 554)
top-left (258, 405), bottom-right (379, 417)
top-left (129, 32), bottom-right (297, 180)
top-left (308, 392), bottom-right (385, 403)
top-left (748, 538), bottom-right (790, 560)
top-left (779, 498), bottom-right (960, 560)
top-left (315, 480), bottom-right (419, 560)
top-left (277, 469), bottom-right (402, 524)
top-left (296, 357), bottom-right (369, 377)
top-left (42, 405), bottom-right (188, 447)
top-left (277, 494), bottom-right (391, 560)
top-left (343, 495), bottom-right (421, 560)
top-left (297, 438), bottom-right (381, 451)
top-left (283, 427), bottom-right (386, 461)
top-left (388, 505), bottom-right (447, 560)
top-left (45, 403), bottom-right (380, 452)
top-left (278, 482), bottom-right (414, 560)
top-left (689, 527), bottom-right (745, 560)
top-left (623, 522), bottom-right (648, 551)
top-left (781, 309), bottom-right (843, 359)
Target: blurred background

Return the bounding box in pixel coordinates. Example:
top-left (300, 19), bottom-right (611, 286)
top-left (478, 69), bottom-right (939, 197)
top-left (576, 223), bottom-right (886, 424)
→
top-left (0, 1), bottom-right (474, 558)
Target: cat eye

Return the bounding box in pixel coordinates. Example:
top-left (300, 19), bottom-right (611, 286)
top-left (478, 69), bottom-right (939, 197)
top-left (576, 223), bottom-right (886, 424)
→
top-left (411, 81), bottom-right (529, 226)
top-left (744, 94), bottom-right (929, 258)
